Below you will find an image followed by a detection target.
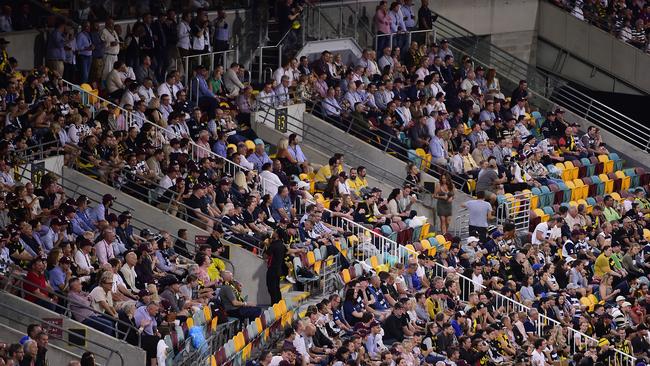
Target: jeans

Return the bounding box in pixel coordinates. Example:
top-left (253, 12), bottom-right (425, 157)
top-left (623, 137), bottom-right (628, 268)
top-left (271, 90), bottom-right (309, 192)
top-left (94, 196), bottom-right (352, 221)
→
top-left (77, 55), bottom-right (92, 84)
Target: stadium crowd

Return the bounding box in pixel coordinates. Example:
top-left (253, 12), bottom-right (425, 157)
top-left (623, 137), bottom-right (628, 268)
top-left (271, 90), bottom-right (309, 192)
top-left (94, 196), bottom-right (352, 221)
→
top-left (552, 0), bottom-right (649, 53)
top-left (0, 1), bottom-right (648, 366)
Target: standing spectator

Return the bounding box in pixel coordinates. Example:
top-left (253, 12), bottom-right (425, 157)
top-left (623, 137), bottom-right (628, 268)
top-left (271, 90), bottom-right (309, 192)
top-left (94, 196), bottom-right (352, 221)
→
top-left (214, 7), bottom-right (230, 52)
top-left (101, 18), bottom-right (121, 81)
top-left (434, 173), bottom-right (455, 234)
top-left (46, 20), bottom-right (67, 77)
top-left (418, 0), bottom-right (438, 30)
top-left (176, 12), bottom-right (192, 58)
top-left (134, 302), bottom-right (160, 366)
top-left (462, 191), bottom-right (492, 242)
top-left (0, 5), bottom-right (12, 33)
top-left (76, 22), bottom-right (94, 84)
top-left (375, 1), bottom-right (392, 54)
top-left (90, 21), bottom-right (105, 83)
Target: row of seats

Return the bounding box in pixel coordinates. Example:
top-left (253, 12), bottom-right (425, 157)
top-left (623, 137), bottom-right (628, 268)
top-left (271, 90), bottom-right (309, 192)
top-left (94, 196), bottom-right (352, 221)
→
top-left (213, 299), bottom-right (298, 366)
top-left (548, 154), bottom-right (623, 181)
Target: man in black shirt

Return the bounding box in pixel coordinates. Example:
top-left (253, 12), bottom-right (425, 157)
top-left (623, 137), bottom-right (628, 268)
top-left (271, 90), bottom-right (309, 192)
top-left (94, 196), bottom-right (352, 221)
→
top-left (266, 230), bottom-right (302, 303)
top-left (184, 182), bottom-right (214, 230)
top-left (383, 302), bottom-right (409, 343)
top-left (418, 0), bottom-right (438, 30)
top-left (215, 178), bottom-right (232, 211)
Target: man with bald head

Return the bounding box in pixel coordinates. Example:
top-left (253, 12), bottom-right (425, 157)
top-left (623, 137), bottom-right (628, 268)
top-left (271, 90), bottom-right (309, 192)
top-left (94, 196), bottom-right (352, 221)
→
top-left (218, 270), bottom-right (261, 321)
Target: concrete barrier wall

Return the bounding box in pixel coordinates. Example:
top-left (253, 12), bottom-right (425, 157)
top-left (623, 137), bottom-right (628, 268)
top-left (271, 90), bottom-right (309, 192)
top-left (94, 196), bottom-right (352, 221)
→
top-left (0, 293), bottom-right (144, 366)
top-left (0, 323), bottom-right (82, 366)
top-left (537, 1), bottom-right (650, 93)
top-left (59, 167), bottom-right (270, 304)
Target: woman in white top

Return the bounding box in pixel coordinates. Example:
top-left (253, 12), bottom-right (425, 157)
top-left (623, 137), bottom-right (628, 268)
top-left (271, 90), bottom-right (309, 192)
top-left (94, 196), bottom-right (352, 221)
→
top-left (386, 188), bottom-right (408, 221)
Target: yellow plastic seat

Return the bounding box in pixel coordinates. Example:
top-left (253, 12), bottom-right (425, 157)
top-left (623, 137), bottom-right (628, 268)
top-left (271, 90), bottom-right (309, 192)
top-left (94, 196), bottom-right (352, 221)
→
top-left (565, 180), bottom-right (576, 201)
top-left (598, 155), bottom-right (614, 174)
top-left (610, 192), bottom-right (621, 202)
top-left (534, 208), bottom-right (549, 222)
top-left (572, 179), bottom-right (587, 200)
top-left (555, 162), bottom-right (568, 181)
top-left (420, 239), bottom-right (431, 251)
top-left (564, 161), bottom-right (579, 181)
top-left (369, 256), bottom-right (380, 269)
top-left (210, 317), bottom-right (218, 332)
top-left (615, 170), bottom-right (631, 191)
top-left (203, 305), bottom-right (212, 323)
top-left (210, 355), bottom-right (217, 366)
top-left (186, 317), bottom-right (194, 328)
top-left (435, 234), bottom-right (451, 250)
top-left (234, 332), bottom-right (245, 352)
top-left (428, 245), bottom-right (437, 256)
top-left (419, 223), bottom-right (430, 239)
top-left (466, 179), bottom-right (476, 194)
top-left (255, 317), bottom-right (264, 333)
top-left (341, 269), bottom-right (351, 283)
top-left (599, 174), bottom-right (614, 194)
top-left (347, 235), bottom-right (359, 247)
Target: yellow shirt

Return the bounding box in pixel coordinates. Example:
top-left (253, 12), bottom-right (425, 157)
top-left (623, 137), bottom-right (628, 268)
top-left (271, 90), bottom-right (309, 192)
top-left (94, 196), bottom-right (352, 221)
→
top-left (425, 298), bottom-right (441, 320)
top-left (207, 258), bottom-right (226, 281)
top-left (580, 294), bottom-right (598, 312)
top-left (594, 253), bottom-right (611, 278)
top-left (355, 176), bottom-right (368, 190)
top-left (346, 178), bottom-right (362, 194)
top-left (314, 165), bottom-right (332, 183)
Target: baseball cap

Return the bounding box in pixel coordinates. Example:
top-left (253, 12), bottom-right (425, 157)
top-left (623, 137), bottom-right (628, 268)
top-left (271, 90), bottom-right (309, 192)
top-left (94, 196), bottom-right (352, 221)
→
top-left (532, 263), bottom-right (543, 271)
top-left (616, 295), bottom-right (626, 302)
top-left (466, 236), bottom-right (479, 244)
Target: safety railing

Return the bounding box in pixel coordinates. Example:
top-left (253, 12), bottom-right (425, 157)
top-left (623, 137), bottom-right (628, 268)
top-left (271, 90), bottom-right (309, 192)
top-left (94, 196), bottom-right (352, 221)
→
top-left (254, 27), bottom-right (298, 83)
top-left (429, 261), bottom-right (636, 365)
top-left (452, 208), bottom-right (469, 238)
top-left (60, 79), bottom-right (265, 187)
top-left (430, 13), bottom-right (650, 152)
top-left (176, 49), bottom-right (239, 86)
top-left (176, 318), bottom-right (240, 366)
top-left (255, 97), bottom-right (437, 196)
top-left (70, 151), bottom-right (267, 257)
top-left (374, 29), bottom-right (436, 53)
top-left (59, 79), bottom-right (632, 361)
top-left (496, 191), bottom-right (532, 235)
top-left (303, 0), bottom-right (375, 48)
top-left (0, 300), bottom-right (125, 366)
top-left (3, 272), bottom-right (142, 348)
top-left (296, 94), bottom-right (469, 192)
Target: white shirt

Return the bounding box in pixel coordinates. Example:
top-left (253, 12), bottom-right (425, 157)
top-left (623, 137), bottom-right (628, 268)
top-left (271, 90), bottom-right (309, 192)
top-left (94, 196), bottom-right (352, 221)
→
top-left (176, 21), bottom-right (191, 49)
top-left (273, 67), bottom-right (293, 85)
top-left (293, 334), bottom-right (310, 363)
top-left (74, 249), bottom-right (93, 273)
top-left (101, 28), bottom-right (120, 55)
top-left (158, 83), bottom-right (179, 101)
top-left (259, 170), bottom-right (283, 196)
top-left (137, 86), bottom-right (156, 104)
top-left (156, 339), bottom-right (169, 366)
top-left (531, 349), bottom-right (546, 366)
top-left (532, 222), bottom-right (550, 245)
top-left (337, 181), bottom-right (351, 196)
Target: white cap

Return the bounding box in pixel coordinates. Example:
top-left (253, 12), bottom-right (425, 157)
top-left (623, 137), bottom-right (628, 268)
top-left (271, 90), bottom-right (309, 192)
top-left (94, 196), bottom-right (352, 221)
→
top-left (466, 236), bottom-right (479, 243)
top-left (615, 295), bottom-right (626, 302)
top-left (296, 181), bottom-right (309, 190)
top-left (621, 301), bottom-right (632, 307)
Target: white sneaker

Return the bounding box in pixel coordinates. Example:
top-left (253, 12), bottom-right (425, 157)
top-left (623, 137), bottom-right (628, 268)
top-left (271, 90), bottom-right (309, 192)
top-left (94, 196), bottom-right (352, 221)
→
top-left (286, 275), bottom-right (296, 284)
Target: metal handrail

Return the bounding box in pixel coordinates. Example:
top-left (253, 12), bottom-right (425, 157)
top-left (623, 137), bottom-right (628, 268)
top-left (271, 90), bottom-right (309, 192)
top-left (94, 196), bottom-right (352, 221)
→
top-left (295, 94), bottom-right (468, 191)
top-left (430, 261), bottom-right (636, 364)
top-left (70, 151), bottom-right (267, 257)
top-left (429, 13), bottom-right (650, 151)
top-left (546, 0), bottom-right (650, 58)
top-left (177, 49), bottom-right (239, 86)
top-left (61, 78), bottom-right (635, 362)
top-left (3, 272), bottom-right (142, 348)
top-left (0, 300), bottom-right (125, 366)
top-left (374, 29), bottom-right (436, 53)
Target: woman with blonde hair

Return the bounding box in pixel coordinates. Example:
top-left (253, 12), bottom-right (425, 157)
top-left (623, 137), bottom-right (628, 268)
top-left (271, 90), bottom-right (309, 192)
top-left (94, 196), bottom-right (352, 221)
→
top-left (275, 137), bottom-right (301, 176)
top-left (146, 97), bottom-right (165, 127)
top-left (486, 68), bottom-right (504, 100)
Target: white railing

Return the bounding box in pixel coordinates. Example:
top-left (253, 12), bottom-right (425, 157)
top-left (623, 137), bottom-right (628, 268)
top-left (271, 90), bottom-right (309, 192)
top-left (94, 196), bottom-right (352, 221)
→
top-left (374, 29), bottom-right (436, 52)
top-left (175, 49), bottom-right (238, 86)
top-left (496, 191), bottom-right (532, 234)
top-left (62, 79), bottom-right (635, 364)
top-left (430, 261), bottom-right (635, 365)
top-left (62, 79), bottom-right (259, 189)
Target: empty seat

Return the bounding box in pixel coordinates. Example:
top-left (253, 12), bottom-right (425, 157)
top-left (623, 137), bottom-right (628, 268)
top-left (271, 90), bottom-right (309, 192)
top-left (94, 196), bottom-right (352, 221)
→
top-left (599, 174), bottom-right (614, 194)
top-left (598, 154), bottom-right (614, 174)
top-left (581, 158), bottom-right (595, 177)
top-left (564, 161), bottom-right (579, 181)
top-left (609, 153), bottom-right (623, 171)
